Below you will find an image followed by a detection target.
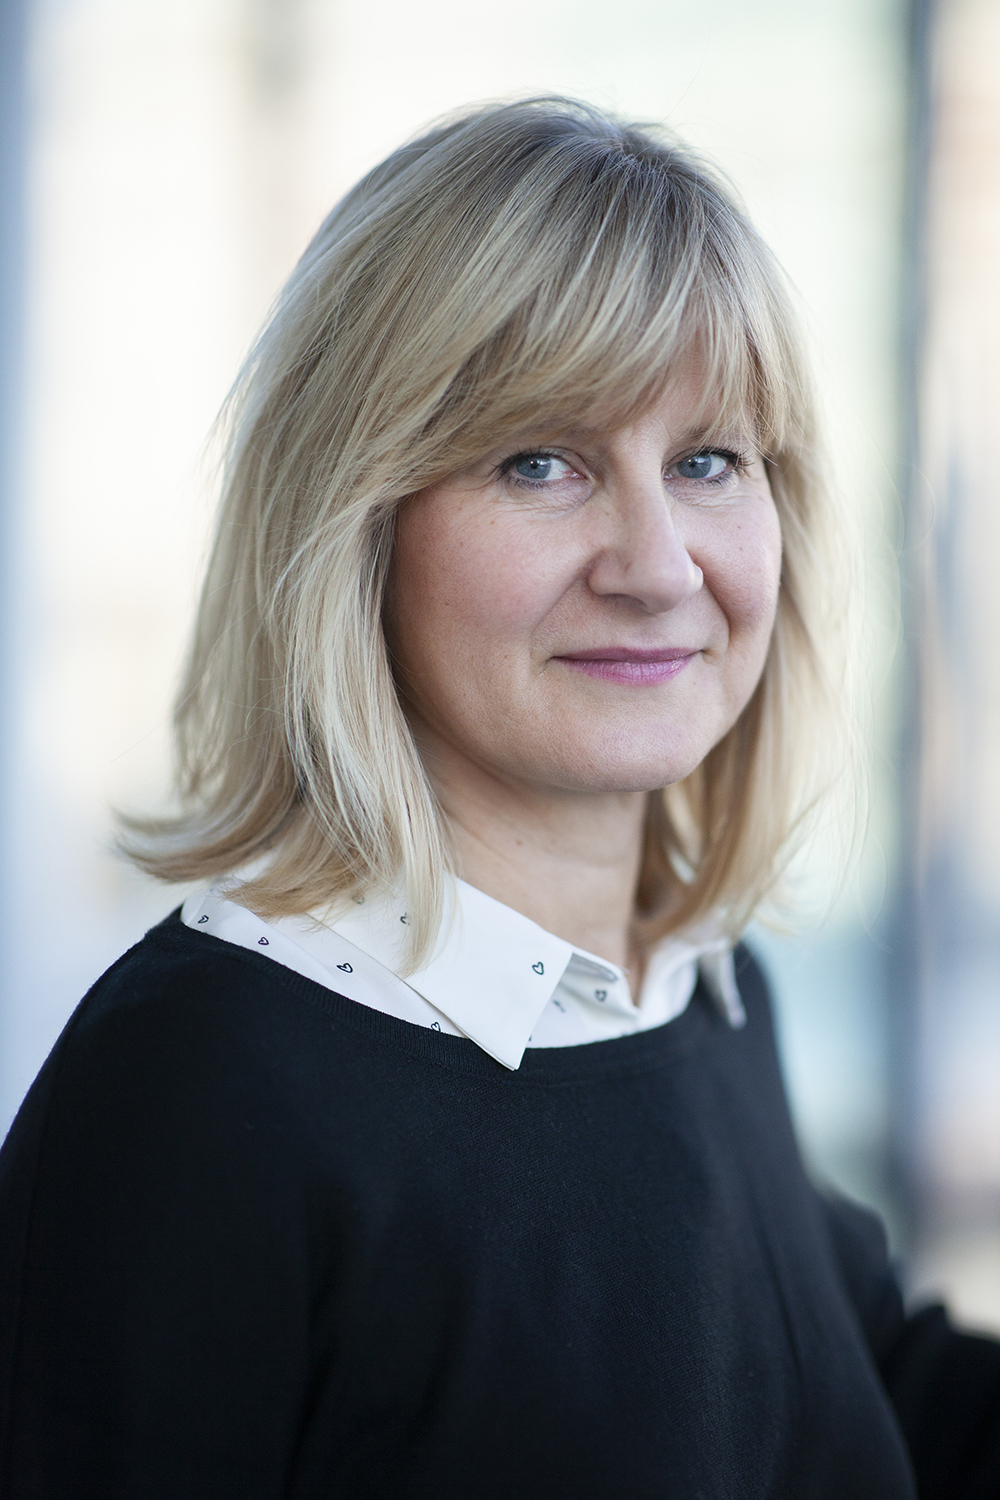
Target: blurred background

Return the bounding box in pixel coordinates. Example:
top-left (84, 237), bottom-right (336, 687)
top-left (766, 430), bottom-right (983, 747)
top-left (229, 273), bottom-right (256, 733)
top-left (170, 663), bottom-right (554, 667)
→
top-left (1, 0), bottom-right (997, 1330)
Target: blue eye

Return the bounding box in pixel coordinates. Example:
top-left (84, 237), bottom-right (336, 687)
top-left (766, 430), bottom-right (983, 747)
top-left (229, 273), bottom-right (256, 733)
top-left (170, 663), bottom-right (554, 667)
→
top-left (674, 451), bottom-right (730, 480)
top-left (512, 454), bottom-right (554, 481)
top-left (501, 451), bottom-right (576, 488)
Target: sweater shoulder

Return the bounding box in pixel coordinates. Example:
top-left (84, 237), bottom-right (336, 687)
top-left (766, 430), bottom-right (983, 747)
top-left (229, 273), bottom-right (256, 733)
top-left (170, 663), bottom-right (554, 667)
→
top-left (732, 940), bottom-right (774, 1026)
top-left (0, 914), bottom-right (355, 1207)
top-left (32, 907), bottom-right (396, 1095)
top-left (68, 907), bottom-right (315, 1035)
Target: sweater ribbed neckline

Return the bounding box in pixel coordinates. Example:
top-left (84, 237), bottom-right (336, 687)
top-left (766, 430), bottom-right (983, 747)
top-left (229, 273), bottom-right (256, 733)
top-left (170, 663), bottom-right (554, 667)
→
top-left (149, 911), bottom-right (727, 1085)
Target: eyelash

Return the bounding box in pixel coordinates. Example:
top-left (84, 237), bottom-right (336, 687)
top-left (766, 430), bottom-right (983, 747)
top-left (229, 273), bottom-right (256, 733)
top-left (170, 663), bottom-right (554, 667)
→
top-left (691, 449), bottom-right (751, 485)
top-left (496, 451), bottom-right (567, 489)
top-left (498, 447), bottom-right (751, 490)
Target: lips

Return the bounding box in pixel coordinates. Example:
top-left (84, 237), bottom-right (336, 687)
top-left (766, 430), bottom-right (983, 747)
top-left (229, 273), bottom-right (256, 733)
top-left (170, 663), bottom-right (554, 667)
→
top-left (553, 647), bottom-right (698, 685)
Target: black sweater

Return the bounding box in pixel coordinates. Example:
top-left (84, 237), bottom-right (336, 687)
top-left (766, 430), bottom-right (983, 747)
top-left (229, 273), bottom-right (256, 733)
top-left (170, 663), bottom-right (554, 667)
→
top-left (1, 912), bottom-right (998, 1498)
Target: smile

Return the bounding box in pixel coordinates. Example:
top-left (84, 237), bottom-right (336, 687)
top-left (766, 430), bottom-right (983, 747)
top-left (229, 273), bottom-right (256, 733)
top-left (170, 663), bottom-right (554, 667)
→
top-left (553, 648), bottom-right (699, 685)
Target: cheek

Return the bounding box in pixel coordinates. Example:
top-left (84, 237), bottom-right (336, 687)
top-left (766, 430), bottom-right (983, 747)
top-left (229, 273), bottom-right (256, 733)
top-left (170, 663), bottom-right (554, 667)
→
top-left (393, 500), bottom-right (571, 657)
top-left (705, 506), bottom-right (782, 644)
top-left (389, 495), bottom-right (578, 684)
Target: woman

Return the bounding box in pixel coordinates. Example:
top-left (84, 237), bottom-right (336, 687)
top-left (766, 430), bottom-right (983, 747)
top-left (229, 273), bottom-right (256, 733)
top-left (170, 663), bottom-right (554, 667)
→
top-left (1, 97), bottom-right (997, 1498)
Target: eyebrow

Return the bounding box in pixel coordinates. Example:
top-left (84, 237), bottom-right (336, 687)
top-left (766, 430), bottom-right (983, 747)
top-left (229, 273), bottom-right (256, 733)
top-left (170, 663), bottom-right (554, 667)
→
top-left (499, 419), bottom-right (754, 452)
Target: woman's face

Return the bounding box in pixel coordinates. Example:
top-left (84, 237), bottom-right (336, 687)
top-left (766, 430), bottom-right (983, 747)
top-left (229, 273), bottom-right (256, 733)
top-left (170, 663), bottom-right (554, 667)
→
top-left (387, 365), bottom-right (782, 799)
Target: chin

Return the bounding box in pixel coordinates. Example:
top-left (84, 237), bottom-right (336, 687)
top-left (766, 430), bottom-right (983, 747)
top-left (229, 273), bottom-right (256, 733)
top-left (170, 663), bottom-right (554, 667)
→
top-left (539, 738), bottom-right (710, 795)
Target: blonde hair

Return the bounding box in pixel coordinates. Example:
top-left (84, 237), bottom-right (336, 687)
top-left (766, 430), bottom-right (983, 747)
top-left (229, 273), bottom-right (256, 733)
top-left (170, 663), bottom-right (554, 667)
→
top-left (123, 96), bottom-right (852, 969)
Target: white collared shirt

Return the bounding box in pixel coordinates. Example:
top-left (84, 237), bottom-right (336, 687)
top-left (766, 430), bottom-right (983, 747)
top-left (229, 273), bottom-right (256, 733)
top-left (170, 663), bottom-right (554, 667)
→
top-left (181, 878), bottom-right (744, 1071)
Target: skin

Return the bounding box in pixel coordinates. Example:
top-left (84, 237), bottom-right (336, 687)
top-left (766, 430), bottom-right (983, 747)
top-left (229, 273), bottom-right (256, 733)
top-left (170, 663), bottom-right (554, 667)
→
top-left (386, 363), bottom-right (782, 983)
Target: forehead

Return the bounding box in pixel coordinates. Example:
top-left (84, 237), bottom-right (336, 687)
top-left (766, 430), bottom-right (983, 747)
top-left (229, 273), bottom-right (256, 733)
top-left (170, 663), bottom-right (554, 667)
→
top-left (490, 370), bottom-right (757, 460)
top-left (413, 300), bottom-right (773, 493)
top-left (582, 355), bottom-right (753, 438)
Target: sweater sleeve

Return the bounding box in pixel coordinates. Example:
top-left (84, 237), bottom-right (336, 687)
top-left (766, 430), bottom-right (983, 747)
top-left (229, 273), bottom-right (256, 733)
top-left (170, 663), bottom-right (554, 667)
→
top-left (0, 950), bottom-right (320, 1500)
top-left (821, 1191), bottom-right (1000, 1499)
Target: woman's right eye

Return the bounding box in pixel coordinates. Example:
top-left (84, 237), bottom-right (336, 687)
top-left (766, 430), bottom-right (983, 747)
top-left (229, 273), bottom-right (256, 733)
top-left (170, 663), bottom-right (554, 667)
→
top-left (504, 452), bottom-right (574, 485)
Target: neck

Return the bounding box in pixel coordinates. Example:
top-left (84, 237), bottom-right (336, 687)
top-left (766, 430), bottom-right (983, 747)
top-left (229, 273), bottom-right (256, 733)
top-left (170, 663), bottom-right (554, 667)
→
top-left (417, 733), bottom-right (648, 973)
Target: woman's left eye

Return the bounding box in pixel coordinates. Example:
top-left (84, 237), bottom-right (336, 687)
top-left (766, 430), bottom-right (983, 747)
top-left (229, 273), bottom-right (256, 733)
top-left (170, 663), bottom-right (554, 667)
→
top-left (671, 450), bottom-right (735, 481)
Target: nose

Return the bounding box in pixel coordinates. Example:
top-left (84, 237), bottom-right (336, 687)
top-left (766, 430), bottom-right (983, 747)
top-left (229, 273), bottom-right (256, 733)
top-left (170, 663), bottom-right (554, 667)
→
top-left (585, 476), bottom-right (703, 613)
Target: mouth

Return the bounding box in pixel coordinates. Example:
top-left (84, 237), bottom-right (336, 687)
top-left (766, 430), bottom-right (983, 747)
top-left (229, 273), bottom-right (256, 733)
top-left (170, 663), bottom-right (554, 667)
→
top-left (552, 647), bottom-right (699, 685)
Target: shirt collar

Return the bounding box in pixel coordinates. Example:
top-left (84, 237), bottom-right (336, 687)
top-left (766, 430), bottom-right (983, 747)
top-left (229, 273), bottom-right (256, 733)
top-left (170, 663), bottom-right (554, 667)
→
top-left (328, 878), bottom-right (740, 1071)
top-left (329, 880), bottom-right (571, 1069)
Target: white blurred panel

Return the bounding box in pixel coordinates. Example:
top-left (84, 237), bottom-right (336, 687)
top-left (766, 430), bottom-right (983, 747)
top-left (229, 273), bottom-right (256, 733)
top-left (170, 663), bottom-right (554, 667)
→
top-left (902, 0), bottom-right (1000, 1331)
